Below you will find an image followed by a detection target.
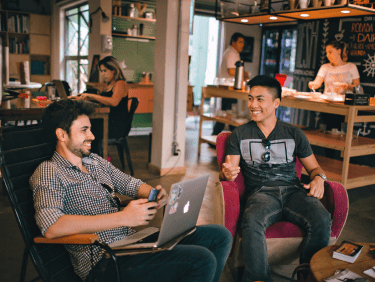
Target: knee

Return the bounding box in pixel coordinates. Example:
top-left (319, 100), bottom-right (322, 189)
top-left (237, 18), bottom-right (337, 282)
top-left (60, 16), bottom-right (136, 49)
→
top-left (213, 224), bottom-right (233, 246)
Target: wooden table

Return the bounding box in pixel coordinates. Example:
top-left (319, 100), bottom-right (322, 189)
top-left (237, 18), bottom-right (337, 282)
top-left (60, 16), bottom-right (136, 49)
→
top-left (0, 97), bottom-right (110, 160)
top-left (199, 86), bottom-right (375, 189)
top-left (310, 243), bottom-right (375, 281)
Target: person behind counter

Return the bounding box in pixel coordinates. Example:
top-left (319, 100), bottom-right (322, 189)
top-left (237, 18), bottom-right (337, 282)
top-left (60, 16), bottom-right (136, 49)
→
top-left (212, 32), bottom-right (250, 138)
top-left (73, 56), bottom-right (129, 155)
top-left (308, 40), bottom-right (360, 94)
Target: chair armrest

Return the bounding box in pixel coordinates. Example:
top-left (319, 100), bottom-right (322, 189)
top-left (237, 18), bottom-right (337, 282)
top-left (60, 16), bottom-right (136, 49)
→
top-left (221, 181), bottom-right (241, 239)
top-left (321, 181), bottom-right (349, 238)
top-left (34, 234), bottom-right (99, 245)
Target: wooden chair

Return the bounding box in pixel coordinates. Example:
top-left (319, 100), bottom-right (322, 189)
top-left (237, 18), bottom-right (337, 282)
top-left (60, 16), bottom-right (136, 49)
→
top-left (0, 125), bottom-right (120, 282)
top-left (215, 132), bottom-right (349, 281)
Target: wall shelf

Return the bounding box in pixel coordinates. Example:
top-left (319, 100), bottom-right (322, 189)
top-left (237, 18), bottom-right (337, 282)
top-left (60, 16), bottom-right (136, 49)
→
top-left (112, 32), bottom-right (155, 40)
top-left (113, 15), bottom-right (156, 22)
top-left (216, 0), bottom-right (375, 25)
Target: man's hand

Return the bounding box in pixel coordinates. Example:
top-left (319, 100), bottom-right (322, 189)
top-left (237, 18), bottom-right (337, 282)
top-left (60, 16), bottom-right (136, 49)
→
top-left (120, 199), bottom-right (158, 226)
top-left (303, 176), bottom-right (324, 199)
top-left (155, 185), bottom-right (168, 209)
top-left (222, 155), bottom-right (240, 181)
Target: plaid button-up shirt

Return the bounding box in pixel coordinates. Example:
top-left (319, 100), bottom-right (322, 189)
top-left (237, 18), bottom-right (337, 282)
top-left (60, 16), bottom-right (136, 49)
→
top-left (30, 152), bottom-right (144, 280)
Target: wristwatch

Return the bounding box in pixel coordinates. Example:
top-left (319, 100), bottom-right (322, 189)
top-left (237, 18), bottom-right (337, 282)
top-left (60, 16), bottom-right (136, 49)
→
top-left (314, 173), bottom-right (327, 181)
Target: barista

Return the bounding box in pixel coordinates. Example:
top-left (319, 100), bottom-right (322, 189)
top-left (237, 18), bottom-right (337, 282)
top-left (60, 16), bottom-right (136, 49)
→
top-left (212, 32), bottom-right (249, 137)
top-left (308, 41), bottom-right (360, 94)
top-left (309, 41), bottom-right (361, 159)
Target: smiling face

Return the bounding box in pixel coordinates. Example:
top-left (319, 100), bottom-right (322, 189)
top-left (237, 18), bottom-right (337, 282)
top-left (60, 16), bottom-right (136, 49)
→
top-left (247, 86), bottom-right (280, 124)
top-left (326, 45), bottom-right (342, 66)
top-left (99, 65), bottom-right (116, 83)
top-left (66, 115), bottom-right (95, 158)
top-left (232, 37), bottom-right (245, 53)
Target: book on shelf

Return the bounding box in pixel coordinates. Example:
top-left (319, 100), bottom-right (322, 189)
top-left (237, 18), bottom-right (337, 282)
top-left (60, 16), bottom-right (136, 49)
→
top-left (332, 241), bottom-right (363, 263)
top-left (324, 269), bottom-right (368, 281)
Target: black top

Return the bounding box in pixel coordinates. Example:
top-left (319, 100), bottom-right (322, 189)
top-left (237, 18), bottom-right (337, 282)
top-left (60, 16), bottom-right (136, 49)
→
top-left (101, 83), bottom-right (129, 139)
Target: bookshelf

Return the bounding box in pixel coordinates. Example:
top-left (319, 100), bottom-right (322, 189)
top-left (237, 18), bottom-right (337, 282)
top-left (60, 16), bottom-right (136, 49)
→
top-left (0, 10), bottom-right (51, 85)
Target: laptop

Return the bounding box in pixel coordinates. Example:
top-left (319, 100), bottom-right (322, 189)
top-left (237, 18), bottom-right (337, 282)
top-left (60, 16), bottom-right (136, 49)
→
top-left (109, 174), bottom-right (209, 250)
top-left (52, 80), bottom-right (69, 100)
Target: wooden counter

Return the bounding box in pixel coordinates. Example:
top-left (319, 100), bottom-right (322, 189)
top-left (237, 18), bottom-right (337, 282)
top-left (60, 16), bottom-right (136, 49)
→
top-left (200, 86), bottom-right (375, 189)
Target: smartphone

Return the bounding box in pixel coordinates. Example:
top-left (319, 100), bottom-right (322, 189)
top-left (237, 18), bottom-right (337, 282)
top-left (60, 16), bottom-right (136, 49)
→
top-left (148, 188), bottom-right (160, 202)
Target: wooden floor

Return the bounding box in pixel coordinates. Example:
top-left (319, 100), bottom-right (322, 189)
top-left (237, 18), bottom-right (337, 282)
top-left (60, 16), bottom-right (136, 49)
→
top-left (1, 117), bottom-right (375, 282)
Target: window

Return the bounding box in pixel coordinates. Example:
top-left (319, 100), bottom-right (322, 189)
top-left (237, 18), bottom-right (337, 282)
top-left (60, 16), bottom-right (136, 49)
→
top-left (64, 3), bottom-right (89, 95)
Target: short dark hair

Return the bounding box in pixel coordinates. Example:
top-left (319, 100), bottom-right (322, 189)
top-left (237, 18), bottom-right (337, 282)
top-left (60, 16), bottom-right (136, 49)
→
top-left (42, 99), bottom-right (95, 145)
top-left (247, 75), bottom-right (282, 100)
top-left (230, 32), bottom-right (245, 45)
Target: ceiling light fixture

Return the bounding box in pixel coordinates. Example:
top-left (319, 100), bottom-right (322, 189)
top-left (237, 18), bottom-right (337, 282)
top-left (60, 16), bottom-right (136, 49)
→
top-left (241, 19), bottom-right (249, 22)
top-left (341, 10), bottom-right (351, 13)
top-left (270, 16), bottom-right (278, 20)
top-left (89, 7), bottom-right (110, 33)
top-left (300, 13), bottom-right (310, 17)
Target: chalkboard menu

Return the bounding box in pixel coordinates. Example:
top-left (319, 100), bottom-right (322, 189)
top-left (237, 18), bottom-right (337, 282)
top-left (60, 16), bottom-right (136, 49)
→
top-left (293, 16), bottom-right (375, 166)
top-left (294, 16), bottom-right (375, 94)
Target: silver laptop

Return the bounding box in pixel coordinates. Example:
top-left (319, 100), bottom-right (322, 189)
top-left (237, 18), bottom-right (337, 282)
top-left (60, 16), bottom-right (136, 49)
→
top-left (109, 174), bottom-right (209, 250)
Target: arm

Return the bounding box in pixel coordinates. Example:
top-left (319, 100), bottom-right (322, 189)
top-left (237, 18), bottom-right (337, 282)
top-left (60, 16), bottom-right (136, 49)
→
top-left (228, 68), bottom-right (236, 77)
top-left (220, 155), bottom-right (241, 181)
top-left (308, 76), bottom-right (324, 90)
top-left (44, 199), bottom-right (158, 238)
top-left (299, 154), bottom-right (325, 199)
top-left (347, 78), bottom-right (360, 92)
top-left (78, 80), bottom-right (128, 107)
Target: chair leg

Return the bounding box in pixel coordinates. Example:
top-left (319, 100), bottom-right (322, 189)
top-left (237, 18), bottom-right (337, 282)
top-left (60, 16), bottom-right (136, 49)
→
top-left (20, 248), bottom-right (29, 282)
top-left (115, 143), bottom-right (125, 170)
top-left (122, 137), bottom-right (134, 176)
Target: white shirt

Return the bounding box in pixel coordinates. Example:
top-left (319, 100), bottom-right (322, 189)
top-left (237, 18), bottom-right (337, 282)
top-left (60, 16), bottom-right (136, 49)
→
top-left (317, 62), bottom-right (360, 94)
top-left (219, 46), bottom-right (241, 79)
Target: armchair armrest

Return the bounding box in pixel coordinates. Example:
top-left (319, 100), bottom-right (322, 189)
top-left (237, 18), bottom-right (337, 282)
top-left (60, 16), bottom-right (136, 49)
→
top-left (221, 181), bottom-right (241, 239)
top-left (321, 181), bottom-right (349, 238)
top-left (34, 234), bottom-right (99, 245)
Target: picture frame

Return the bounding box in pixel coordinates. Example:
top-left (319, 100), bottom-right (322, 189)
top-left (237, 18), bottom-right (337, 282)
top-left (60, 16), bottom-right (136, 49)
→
top-left (89, 55), bottom-right (100, 83)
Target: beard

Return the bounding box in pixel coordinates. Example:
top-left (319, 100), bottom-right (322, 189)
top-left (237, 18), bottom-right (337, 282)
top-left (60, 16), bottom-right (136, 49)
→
top-left (67, 140), bottom-right (91, 158)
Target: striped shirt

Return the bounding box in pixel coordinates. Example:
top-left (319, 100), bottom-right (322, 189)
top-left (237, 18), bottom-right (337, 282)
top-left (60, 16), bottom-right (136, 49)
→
top-left (30, 152), bottom-right (144, 280)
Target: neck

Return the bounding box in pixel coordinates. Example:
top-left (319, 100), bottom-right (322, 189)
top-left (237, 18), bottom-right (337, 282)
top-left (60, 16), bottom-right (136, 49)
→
top-left (256, 116), bottom-right (277, 138)
top-left (331, 59), bottom-right (344, 66)
top-left (56, 145), bottom-right (84, 170)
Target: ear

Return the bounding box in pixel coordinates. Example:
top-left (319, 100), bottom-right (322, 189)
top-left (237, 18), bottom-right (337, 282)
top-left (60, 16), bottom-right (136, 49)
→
top-left (274, 98), bottom-right (281, 109)
top-left (55, 128), bottom-right (68, 142)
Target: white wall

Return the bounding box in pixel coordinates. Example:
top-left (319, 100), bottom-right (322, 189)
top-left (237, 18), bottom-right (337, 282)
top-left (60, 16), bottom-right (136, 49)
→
top-left (222, 22), bottom-right (262, 78)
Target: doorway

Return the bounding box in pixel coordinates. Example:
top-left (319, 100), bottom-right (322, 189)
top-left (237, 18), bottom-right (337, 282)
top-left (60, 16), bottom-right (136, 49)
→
top-left (188, 15), bottom-right (220, 106)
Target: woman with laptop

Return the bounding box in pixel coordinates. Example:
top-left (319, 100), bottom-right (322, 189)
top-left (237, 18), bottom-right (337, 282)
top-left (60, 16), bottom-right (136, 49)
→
top-left (72, 56), bottom-right (129, 154)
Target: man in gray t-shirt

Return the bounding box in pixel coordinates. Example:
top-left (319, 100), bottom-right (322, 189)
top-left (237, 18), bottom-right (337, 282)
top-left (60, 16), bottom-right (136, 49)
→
top-left (221, 75), bottom-right (332, 282)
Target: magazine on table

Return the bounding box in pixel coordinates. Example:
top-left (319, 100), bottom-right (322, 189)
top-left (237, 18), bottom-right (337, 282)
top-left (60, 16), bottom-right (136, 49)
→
top-left (324, 269), bottom-right (368, 282)
top-left (333, 241), bottom-right (363, 263)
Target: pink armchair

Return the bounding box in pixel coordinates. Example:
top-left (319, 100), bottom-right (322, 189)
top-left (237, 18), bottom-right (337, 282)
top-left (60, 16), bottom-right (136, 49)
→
top-left (215, 132), bottom-right (349, 276)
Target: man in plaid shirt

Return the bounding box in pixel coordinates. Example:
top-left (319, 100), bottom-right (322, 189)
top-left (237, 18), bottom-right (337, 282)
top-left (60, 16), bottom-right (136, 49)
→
top-left (30, 99), bottom-right (232, 282)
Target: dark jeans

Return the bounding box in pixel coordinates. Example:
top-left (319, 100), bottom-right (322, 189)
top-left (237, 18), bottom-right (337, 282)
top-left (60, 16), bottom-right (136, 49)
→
top-left (86, 224), bottom-right (232, 282)
top-left (241, 185), bottom-right (332, 282)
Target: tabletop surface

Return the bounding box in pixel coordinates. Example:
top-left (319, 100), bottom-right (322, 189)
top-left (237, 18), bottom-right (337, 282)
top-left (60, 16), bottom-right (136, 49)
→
top-left (3, 82), bottom-right (42, 89)
top-left (310, 243), bottom-right (375, 282)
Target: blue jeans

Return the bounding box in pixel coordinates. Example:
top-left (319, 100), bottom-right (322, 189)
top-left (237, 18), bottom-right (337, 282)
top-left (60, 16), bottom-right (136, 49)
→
top-left (241, 185), bottom-right (332, 282)
top-left (86, 224), bottom-right (232, 282)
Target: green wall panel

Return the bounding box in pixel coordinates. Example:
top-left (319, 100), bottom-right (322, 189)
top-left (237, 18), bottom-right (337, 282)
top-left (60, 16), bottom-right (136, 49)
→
top-left (113, 37), bottom-right (155, 82)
